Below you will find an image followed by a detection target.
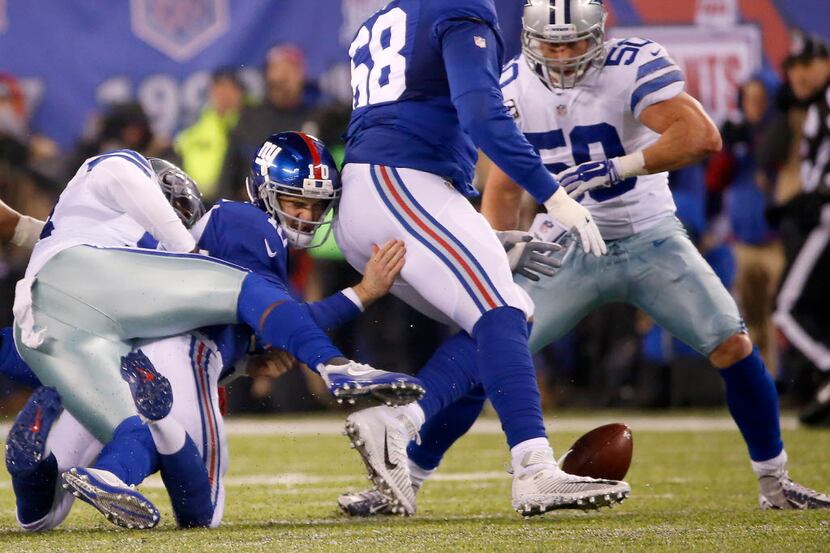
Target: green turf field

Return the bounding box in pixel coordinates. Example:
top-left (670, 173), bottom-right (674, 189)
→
top-left (0, 413), bottom-right (828, 552)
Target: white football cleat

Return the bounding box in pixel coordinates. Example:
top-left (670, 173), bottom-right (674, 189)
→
top-left (61, 467), bottom-right (160, 529)
top-left (344, 406), bottom-right (418, 516)
top-left (759, 469), bottom-right (830, 509)
top-left (512, 449), bottom-right (630, 517)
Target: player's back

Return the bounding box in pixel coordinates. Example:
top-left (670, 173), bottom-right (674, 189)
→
top-left (26, 151), bottom-right (158, 278)
top-left (343, 0), bottom-right (502, 195)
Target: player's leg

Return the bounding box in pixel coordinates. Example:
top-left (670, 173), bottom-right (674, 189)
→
top-left (19, 245), bottom-right (416, 443)
top-left (339, 240), bottom-right (617, 516)
top-left (337, 164), bottom-right (628, 515)
top-left (142, 334), bottom-right (227, 528)
top-left (339, 386), bottom-right (487, 517)
top-left (629, 216), bottom-right (829, 509)
top-left (7, 389), bottom-right (103, 532)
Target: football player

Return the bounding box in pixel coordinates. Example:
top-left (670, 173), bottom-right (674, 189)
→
top-left (334, 0), bottom-right (630, 517)
top-left (9, 134), bottom-right (422, 527)
top-left (5, 133), bottom-right (409, 529)
top-left (338, 0), bottom-right (830, 515)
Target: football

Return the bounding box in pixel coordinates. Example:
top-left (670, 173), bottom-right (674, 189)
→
top-left (560, 423), bottom-right (633, 480)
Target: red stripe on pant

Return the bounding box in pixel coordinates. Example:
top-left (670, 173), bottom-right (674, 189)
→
top-left (378, 165), bottom-right (498, 309)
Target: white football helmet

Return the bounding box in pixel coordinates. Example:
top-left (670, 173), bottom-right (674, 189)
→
top-left (522, 0), bottom-right (608, 89)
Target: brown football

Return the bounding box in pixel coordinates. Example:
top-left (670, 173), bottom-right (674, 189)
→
top-left (560, 423), bottom-right (633, 481)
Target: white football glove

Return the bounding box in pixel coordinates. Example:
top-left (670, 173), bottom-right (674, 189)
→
top-left (543, 187), bottom-right (607, 256)
top-left (496, 230), bottom-right (563, 281)
top-left (556, 159), bottom-right (623, 199)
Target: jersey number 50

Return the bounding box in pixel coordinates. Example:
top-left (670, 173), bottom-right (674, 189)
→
top-left (349, 7), bottom-right (408, 109)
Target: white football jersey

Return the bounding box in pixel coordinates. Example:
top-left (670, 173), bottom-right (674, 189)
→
top-left (501, 38), bottom-right (685, 239)
top-left (26, 151), bottom-right (195, 278)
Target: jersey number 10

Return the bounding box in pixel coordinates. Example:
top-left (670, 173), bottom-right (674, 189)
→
top-left (349, 7), bottom-right (408, 109)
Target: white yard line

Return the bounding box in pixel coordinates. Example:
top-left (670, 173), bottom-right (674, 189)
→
top-left (219, 414), bottom-right (798, 436)
top-left (0, 414), bottom-right (798, 438)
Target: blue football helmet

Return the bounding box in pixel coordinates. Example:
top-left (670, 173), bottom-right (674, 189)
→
top-left (246, 132), bottom-right (341, 248)
top-left (149, 157), bottom-right (205, 229)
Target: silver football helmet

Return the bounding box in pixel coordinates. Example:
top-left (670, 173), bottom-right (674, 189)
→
top-left (522, 0), bottom-right (607, 89)
top-left (148, 158), bottom-right (205, 229)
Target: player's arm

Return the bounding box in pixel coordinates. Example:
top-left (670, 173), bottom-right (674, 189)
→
top-left (0, 199), bottom-right (44, 248)
top-left (303, 239), bottom-right (405, 331)
top-left (638, 92), bottom-right (722, 173)
top-left (439, 18), bottom-right (605, 255)
top-left (481, 162), bottom-right (523, 231)
top-left (96, 157), bottom-right (196, 252)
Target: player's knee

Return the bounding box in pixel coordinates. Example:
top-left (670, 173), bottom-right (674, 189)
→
top-left (709, 333), bottom-right (753, 368)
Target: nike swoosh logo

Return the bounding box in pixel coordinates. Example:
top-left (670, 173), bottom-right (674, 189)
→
top-left (368, 503), bottom-right (387, 515)
top-left (383, 429), bottom-right (398, 471)
top-left (264, 239), bottom-right (278, 258)
top-left (650, 49), bottom-right (660, 56)
top-left (652, 238), bottom-right (668, 247)
top-left (346, 365), bottom-right (375, 377)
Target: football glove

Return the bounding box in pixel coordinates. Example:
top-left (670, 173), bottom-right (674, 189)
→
top-left (543, 187), bottom-right (607, 256)
top-left (556, 159), bottom-right (623, 199)
top-left (497, 230), bottom-right (562, 281)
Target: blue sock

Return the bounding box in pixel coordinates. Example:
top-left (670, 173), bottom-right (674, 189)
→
top-left (718, 348), bottom-right (783, 461)
top-left (0, 326), bottom-right (41, 388)
top-left (408, 386), bottom-right (486, 470)
top-left (159, 436), bottom-right (214, 528)
top-left (93, 417), bottom-right (159, 485)
top-left (473, 307), bottom-right (546, 448)
top-left (416, 332), bottom-right (481, 420)
top-left (236, 273), bottom-right (342, 369)
top-left (12, 453), bottom-right (58, 524)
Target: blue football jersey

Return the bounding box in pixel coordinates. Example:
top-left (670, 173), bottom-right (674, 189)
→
top-left (193, 200), bottom-right (290, 369)
top-left (344, 0), bottom-right (503, 196)
top-left (196, 200), bottom-right (288, 285)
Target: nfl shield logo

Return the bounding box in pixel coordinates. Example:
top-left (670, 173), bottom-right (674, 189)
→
top-left (557, 105), bottom-right (567, 116)
top-left (474, 36), bottom-right (487, 49)
top-left (131, 0), bottom-right (229, 62)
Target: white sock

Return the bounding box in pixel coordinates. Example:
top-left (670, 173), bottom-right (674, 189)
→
top-left (408, 460), bottom-right (434, 492)
top-left (751, 449), bottom-right (788, 478)
top-left (510, 437), bottom-right (553, 474)
top-left (396, 403), bottom-right (425, 433)
top-left (147, 417), bottom-right (186, 455)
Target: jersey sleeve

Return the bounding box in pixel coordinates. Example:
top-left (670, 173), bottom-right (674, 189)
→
top-left (430, 0), bottom-right (499, 35)
top-left (499, 57), bottom-right (525, 131)
top-left (90, 152), bottom-right (196, 252)
top-left (622, 39), bottom-right (686, 120)
top-left (438, 19), bottom-right (559, 204)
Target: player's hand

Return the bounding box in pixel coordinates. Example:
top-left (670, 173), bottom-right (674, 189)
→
top-left (496, 230), bottom-right (562, 281)
top-left (246, 349), bottom-right (296, 379)
top-left (352, 239), bottom-right (405, 306)
top-left (556, 159), bottom-right (622, 199)
top-left (543, 187), bottom-right (607, 256)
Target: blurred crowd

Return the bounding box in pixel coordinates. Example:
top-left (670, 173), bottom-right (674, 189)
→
top-left (1, 31), bottom-right (829, 424)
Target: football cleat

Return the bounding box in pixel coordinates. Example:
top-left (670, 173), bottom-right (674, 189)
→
top-left (512, 449), bottom-right (630, 517)
top-left (759, 470), bottom-right (830, 509)
top-left (120, 349), bottom-right (173, 421)
top-left (338, 488), bottom-right (398, 517)
top-left (5, 387), bottom-right (63, 477)
top-left (320, 361), bottom-right (425, 408)
top-left (61, 467), bottom-right (160, 529)
top-left (343, 407), bottom-right (418, 515)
